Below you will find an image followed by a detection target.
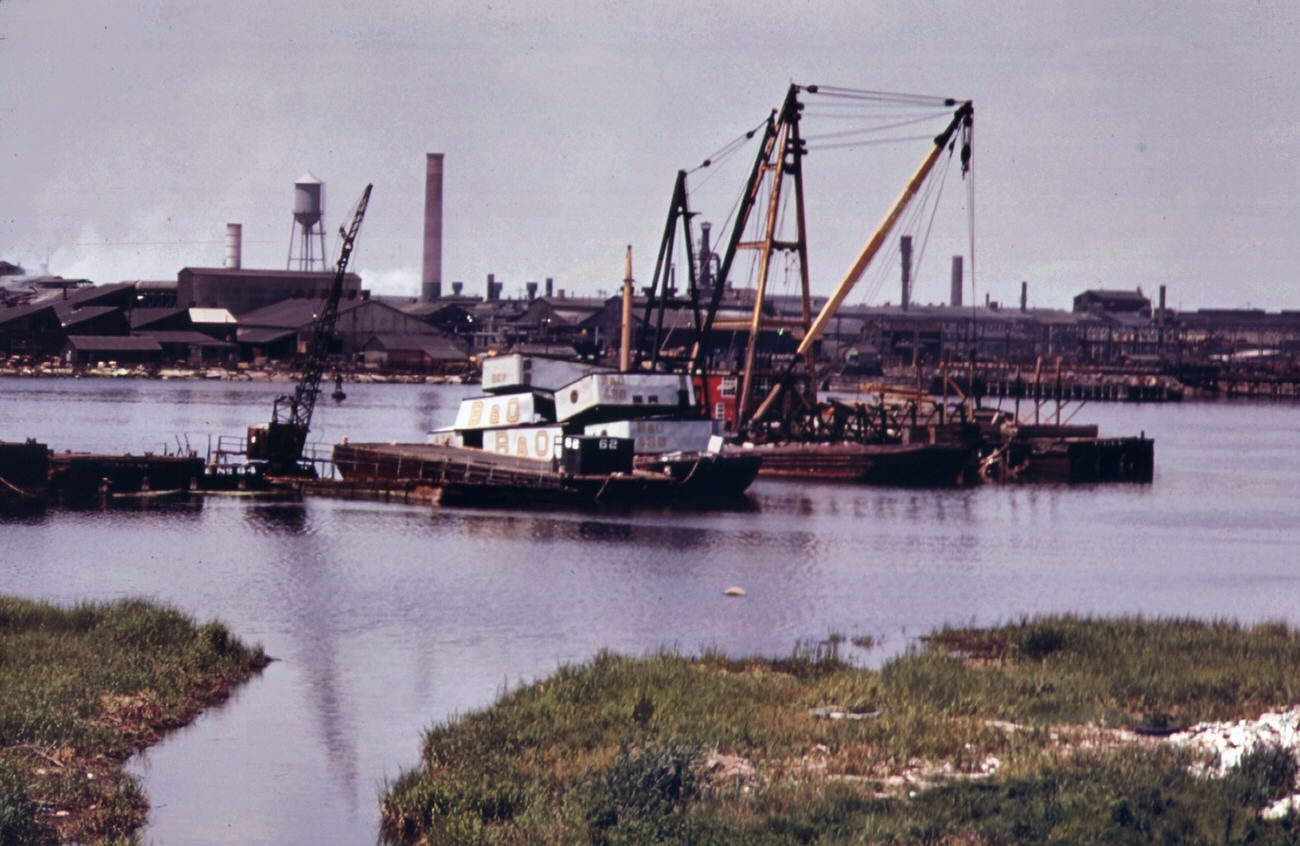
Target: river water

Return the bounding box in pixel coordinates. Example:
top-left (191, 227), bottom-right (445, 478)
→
top-left (2, 377), bottom-right (1298, 844)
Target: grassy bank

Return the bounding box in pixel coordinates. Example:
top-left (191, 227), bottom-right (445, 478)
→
top-left (0, 596), bottom-right (267, 845)
top-left (381, 616), bottom-right (1300, 844)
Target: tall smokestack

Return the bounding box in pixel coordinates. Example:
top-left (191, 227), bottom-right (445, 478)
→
top-left (620, 245), bottom-right (634, 372)
top-left (224, 223), bottom-right (242, 269)
top-left (486, 273), bottom-right (496, 302)
top-left (699, 221), bottom-right (713, 289)
top-left (900, 235), bottom-right (912, 312)
top-left (421, 153), bottom-right (444, 302)
top-left (950, 256), bottom-right (963, 307)
top-left (526, 281), bottom-right (538, 300)
top-left (1020, 280), bottom-right (1028, 312)
top-left (545, 277), bottom-right (554, 298)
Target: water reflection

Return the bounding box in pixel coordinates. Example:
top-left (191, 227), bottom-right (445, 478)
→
top-left (60, 496), bottom-right (205, 520)
top-left (245, 501), bottom-right (312, 536)
top-left (6, 384), bottom-right (1300, 844)
top-left (244, 502), bottom-right (360, 810)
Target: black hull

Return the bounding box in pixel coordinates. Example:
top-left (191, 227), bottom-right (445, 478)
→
top-left (333, 442), bottom-right (761, 505)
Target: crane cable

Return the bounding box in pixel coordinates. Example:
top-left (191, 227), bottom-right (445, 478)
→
top-left (963, 117), bottom-right (977, 314)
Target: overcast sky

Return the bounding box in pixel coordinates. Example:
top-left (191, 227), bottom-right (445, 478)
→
top-left (3, 1), bottom-right (1299, 310)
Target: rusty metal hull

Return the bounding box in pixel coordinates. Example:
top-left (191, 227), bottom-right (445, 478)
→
top-left (332, 441), bottom-right (760, 505)
top-left (726, 442), bottom-right (972, 488)
top-left (1009, 437), bottom-right (1153, 484)
top-left (634, 451), bottom-right (762, 498)
top-left (48, 453), bottom-right (204, 498)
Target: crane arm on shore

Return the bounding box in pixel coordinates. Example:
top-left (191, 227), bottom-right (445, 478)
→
top-left (248, 183), bottom-right (373, 475)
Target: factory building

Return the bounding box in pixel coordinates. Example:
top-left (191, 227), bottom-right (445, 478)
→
top-left (177, 267), bottom-right (363, 316)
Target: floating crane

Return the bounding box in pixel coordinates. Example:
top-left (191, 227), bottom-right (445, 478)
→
top-left (246, 184), bottom-right (373, 476)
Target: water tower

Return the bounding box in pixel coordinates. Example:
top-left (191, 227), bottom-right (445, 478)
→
top-left (287, 171), bottom-right (327, 271)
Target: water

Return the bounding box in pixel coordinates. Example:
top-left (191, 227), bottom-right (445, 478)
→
top-left (3, 377), bottom-right (1299, 844)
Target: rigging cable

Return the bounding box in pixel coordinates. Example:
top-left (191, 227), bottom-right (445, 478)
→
top-left (688, 116), bottom-right (771, 175)
top-left (857, 138), bottom-right (956, 306)
top-left (814, 134), bottom-right (940, 152)
top-left (804, 112), bottom-right (956, 142)
top-left (909, 144), bottom-right (958, 299)
top-left (802, 85), bottom-right (960, 107)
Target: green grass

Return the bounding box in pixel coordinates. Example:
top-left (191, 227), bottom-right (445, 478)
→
top-left (381, 616), bottom-right (1300, 844)
top-left (0, 596), bottom-right (267, 845)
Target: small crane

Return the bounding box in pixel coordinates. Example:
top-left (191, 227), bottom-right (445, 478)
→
top-left (247, 184), bottom-right (373, 476)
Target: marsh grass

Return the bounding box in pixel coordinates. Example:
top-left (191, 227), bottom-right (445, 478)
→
top-left (0, 596), bottom-right (267, 845)
top-left (381, 615), bottom-right (1300, 844)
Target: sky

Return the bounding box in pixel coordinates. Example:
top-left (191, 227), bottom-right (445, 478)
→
top-left (3, 0), bottom-right (1300, 311)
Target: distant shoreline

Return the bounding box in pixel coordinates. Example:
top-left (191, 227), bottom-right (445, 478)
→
top-left (0, 366), bottom-right (473, 385)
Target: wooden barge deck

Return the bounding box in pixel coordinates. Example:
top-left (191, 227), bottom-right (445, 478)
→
top-left (725, 442), bottom-right (973, 487)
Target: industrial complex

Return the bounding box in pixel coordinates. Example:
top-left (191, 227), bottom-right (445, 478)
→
top-left (3, 154), bottom-right (1300, 400)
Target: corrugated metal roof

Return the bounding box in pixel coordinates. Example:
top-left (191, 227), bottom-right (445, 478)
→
top-left (65, 335), bottom-right (163, 352)
top-left (65, 283), bottom-right (136, 306)
top-left (237, 298), bottom-right (365, 328)
top-left (364, 333), bottom-right (467, 359)
top-left (179, 267), bottom-right (357, 282)
top-left (57, 305), bottom-right (119, 327)
top-left (141, 330), bottom-right (237, 348)
top-left (129, 307), bottom-right (188, 329)
top-left (0, 302), bottom-right (57, 325)
top-left (1077, 289), bottom-right (1150, 302)
top-left (237, 327), bottom-right (297, 344)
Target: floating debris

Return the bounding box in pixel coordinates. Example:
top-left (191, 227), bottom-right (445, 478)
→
top-left (723, 586), bottom-right (746, 597)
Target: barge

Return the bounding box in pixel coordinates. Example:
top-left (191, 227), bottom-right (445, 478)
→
top-left (332, 439), bottom-right (757, 506)
top-left (726, 441), bottom-right (972, 487)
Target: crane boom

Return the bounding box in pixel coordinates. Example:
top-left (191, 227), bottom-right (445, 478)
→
top-left (748, 100), bottom-right (972, 425)
top-left (248, 183), bottom-right (373, 475)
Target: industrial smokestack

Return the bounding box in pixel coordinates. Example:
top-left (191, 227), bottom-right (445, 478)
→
top-left (224, 223), bottom-right (242, 269)
top-left (1020, 280), bottom-right (1028, 312)
top-left (950, 256), bottom-right (963, 307)
top-left (545, 277), bottom-right (554, 298)
top-left (486, 273), bottom-right (496, 302)
top-left (900, 235), bottom-right (912, 312)
top-left (452, 281), bottom-right (464, 296)
top-left (421, 153), bottom-right (445, 303)
top-left (526, 281), bottom-right (538, 300)
top-left (620, 245), bottom-right (634, 372)
top-left (699, 222), bottom-right (713, 288)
